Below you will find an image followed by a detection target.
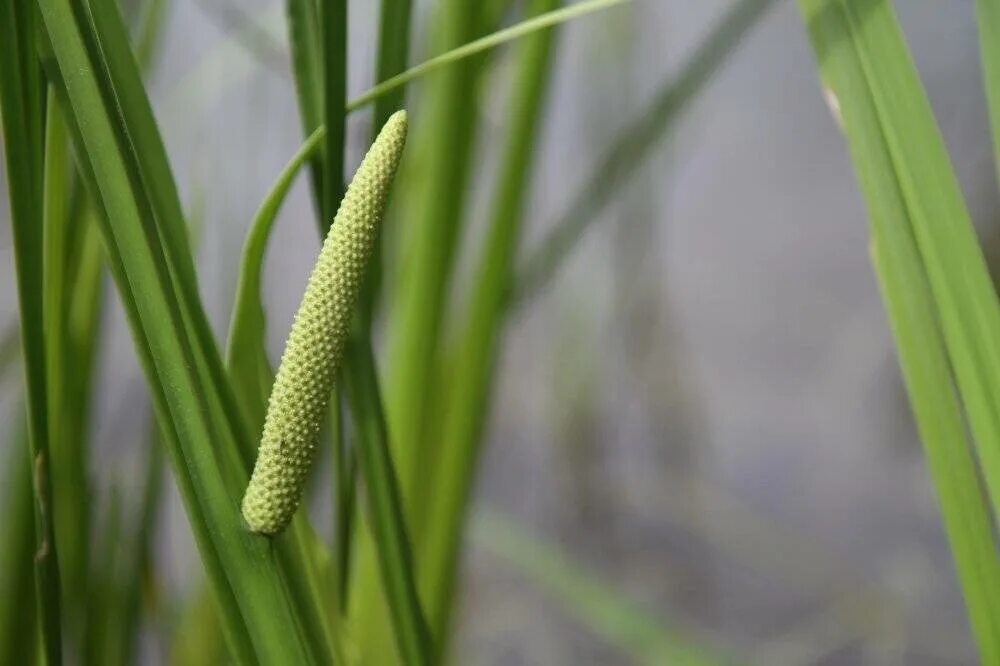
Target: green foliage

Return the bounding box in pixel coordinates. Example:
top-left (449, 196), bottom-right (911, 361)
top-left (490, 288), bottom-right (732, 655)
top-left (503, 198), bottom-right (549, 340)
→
top-left (0, 0), bottom-right (63, 659)
top-left (33, 0), bottom-right (336, 660)
top-left (421, 0), bottom-right (562, 649)
top-left (0, 418), bottom-right (38, 666)
top-left (7, 0), bottom-right (998, 662)
top-left (227, 126), bottom-right (325, 436)
top-left (798, 0), bottom-right (1000, 660)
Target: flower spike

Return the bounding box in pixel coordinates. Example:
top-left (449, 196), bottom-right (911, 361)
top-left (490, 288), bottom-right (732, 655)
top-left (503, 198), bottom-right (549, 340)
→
top-left (242, 111), bottom-right (408, 534)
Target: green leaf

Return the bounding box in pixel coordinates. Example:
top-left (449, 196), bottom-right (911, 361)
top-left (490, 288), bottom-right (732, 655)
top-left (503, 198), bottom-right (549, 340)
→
top-left (975, 0), bottom-right (1000, 189)
top-left (373, 0), bottom-right (414, 131)
top-left (420, 0), bottom-right (561, 648)
top-left (346, 0), bottom-right (632, 111)
top-left (0, 0), bottom-right (63, 658)
top-left (286, 0), bottom-right (325, 220)
top-left (355, 4), bottom-right (490, 664)
top-left (343, 335), bottom-right (432, 666)
top-left (43, 84), bottom-right (94, 640)
top-left (227, 125), bottom-right (325, 435)
top-left (0, 416), bottom-right (39, 666)
top-left (473, 510), bottom-right (725, 666)
top-left (321, 0), bottom-right (346, 225)
top-left (34, 0), bottom-right (337, 660)
top-left (319, 0), bottom-right (350, 617)
top-left (797, 0), bottom-right (1000, 660)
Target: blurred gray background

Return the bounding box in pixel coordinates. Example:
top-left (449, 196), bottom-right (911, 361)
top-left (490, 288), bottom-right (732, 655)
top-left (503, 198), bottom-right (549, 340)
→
top-left (1, 0), bottom-right (994, 663)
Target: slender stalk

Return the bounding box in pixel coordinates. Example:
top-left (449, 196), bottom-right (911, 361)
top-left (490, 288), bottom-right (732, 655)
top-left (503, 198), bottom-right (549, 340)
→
top-left (383, 0), bottom-right (485, 527)
top-left (373, 0), bottom-right (414, 131)
top-left (227, 126), bottom-right (327, 433)
top-left (320, 0), bottom-right (350, 614)
top-left (346, 0), bottom-right (631, 111)
top-left (0, 418), bottom-right (39, 666)
top-left (975, 0), bottom-right (1000, 191)
top-left (0, 0), bottom-right (63, 659)
top-left (343, 334), bottom-right (433, 666)
top-left (321, 0), bottom-right (346, 225)
top-left (798, 0), bottom-right (1000, 658)
top-left (286, 0), bottom-right (325, 218)
top-left (420, 0), bottom-right (561, 650)
top-left (36, 0), bottom-right (329, 659)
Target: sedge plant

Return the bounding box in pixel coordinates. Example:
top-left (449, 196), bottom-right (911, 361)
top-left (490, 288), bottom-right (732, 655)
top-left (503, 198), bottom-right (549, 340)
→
top-left (6, 0), bottom-right (1000, 663)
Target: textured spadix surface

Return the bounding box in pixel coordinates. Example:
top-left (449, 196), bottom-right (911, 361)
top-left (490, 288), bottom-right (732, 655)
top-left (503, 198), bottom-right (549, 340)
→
top-left (242, 111), bottom-right (408, 534)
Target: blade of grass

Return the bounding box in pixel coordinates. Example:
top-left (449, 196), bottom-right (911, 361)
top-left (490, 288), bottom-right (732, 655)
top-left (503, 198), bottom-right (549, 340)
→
top-left (347, 0), bottom-right (631, 111)
top-left (798, 0), bottom-right (1000, 659)
top-left (36, 0), bottom-right (332, 660)
top-left (331, 411), bottom-right (356, 610)
top-left (54, 205), bottom-right (106, 650)
top-left (319, 0), bottom-right (351, 618)
top-left (975, 0), bottom-right (1000, 190)
top-left (373, 0), bottom-right (413, 131)
top-left (286, 0), bottom-right (325, 220)
top-left (227, 125), bottom-right (325, 432)
top-left (0, 0), bottom-right (63, 659)
top-left (361, 4), bottom-right (489, 663)
top-left (85, 0), bottom-right (254, 453)
top-left (473, 509), bottom-right (725, 666)
top-left (357, 0), bottom-right (415, 344)
top-left (383, 0), bottom-right (487, 527)
top-left (830, 0), bottom-right (1000, 533)
top-left (420, 0), bottom-right (561, 649)
top-left (79, 1), bottom-right (342, 660)
top-left (134, 0), bottom-right (168, 71)
top-left (0, 416), bottom-right (39, 666)
top-left (42, 84), bottom-right (93, 643)
top-left (343, 333), bottom-right (433, 666)
top-left (321, 0), bottom-right (346, 224)
top-left (513, 0), bottom-right (778, 305)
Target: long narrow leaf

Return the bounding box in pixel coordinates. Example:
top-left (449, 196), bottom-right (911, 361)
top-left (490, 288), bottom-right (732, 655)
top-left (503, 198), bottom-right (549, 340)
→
top-left (832, 0), bottom-right (1000, 531)
top-left (227, 126), bottom-right (325, 433)
top-left (798, 0), bottom-right (1000, 660)
top-left (343, 335), bottom-right (433, 666)
top-left (975, 0), bottom-right (1000, 189)
top-left (0, 0), bottom-right (63, 659)
top-left (361, 4), bottom-right (490, 663)
top-left (321, 0), bottom-right (346, 224)
top-left (35, 0), bottom-right (330, 660)
top-left (421, 0), bottom-right (561, 649)
top-left (0, 418), bottom-right (38, 666)
top-left (347, 0), bottom-right (631, 111)
top-left (286, 0), bottom-right (325, 220)
top-left (42, 86), bottom-right (93, 641)
top-left (373, 0), bottom-right (414, 130)
top-left (83, 0), bottom-right (343, 660)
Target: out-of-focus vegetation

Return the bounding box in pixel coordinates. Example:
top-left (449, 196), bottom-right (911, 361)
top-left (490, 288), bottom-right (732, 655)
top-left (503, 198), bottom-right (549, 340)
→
top-left (2, 0), bottom-right (999, 663)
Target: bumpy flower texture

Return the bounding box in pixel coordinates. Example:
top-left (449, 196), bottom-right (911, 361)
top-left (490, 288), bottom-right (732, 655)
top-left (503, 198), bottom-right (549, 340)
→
top-left (242, 111), bottom-right (408, 534)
